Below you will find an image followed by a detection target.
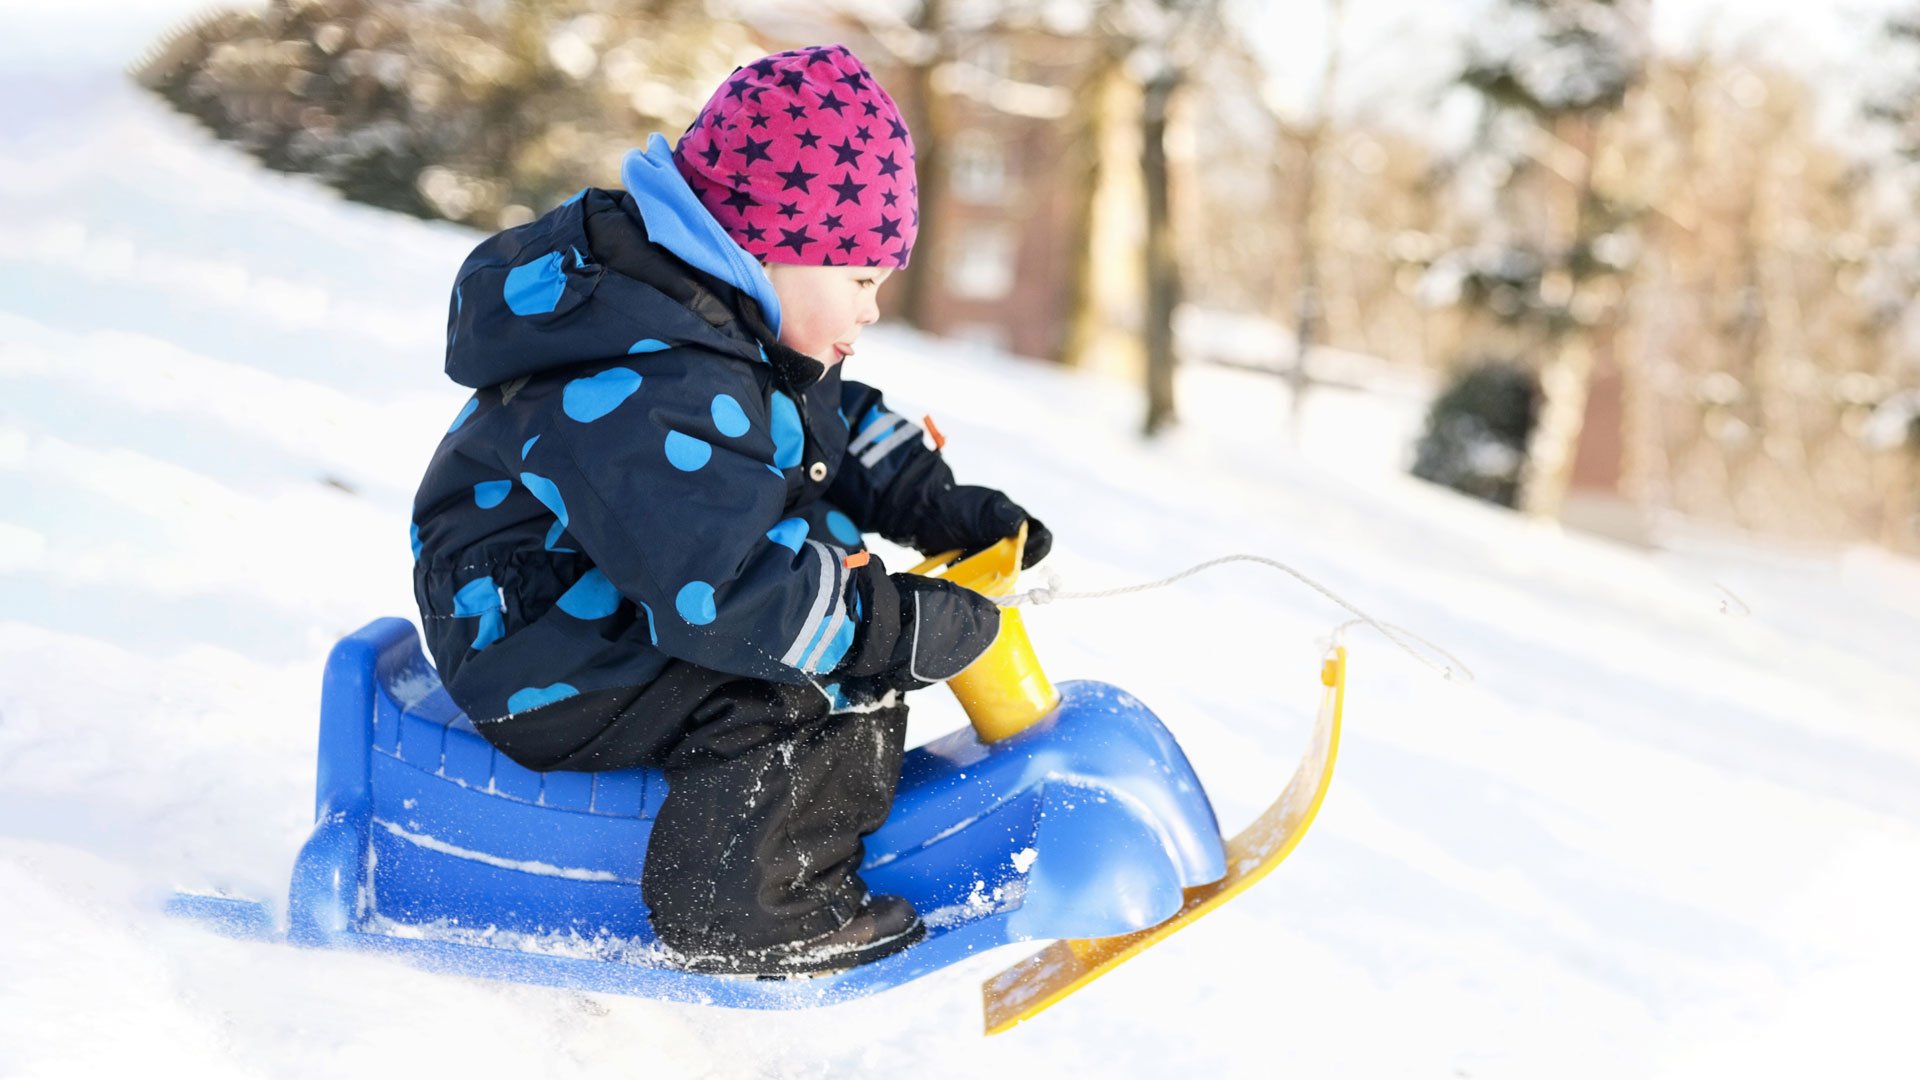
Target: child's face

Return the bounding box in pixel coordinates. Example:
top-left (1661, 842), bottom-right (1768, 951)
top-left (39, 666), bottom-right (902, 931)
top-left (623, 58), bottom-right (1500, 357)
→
top-left (762, 263), bottom-right (892, 368)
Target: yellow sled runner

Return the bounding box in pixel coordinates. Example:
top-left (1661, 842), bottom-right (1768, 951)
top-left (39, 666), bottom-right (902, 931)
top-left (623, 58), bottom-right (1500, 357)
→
top-left (979, 647), bottom-right (1347, 1035)
top-left (907, 533), bottom-right (1349, 1036)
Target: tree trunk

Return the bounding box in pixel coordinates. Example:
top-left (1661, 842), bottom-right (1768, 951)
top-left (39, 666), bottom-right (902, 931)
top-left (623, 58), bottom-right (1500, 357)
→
top-left (1286, 0), bottom-right (1346, 442)
top-left (1141, 66), bottom-right (1181, 437)
top-left (1520, 114), bottom-right (1600, 519)
top-left (1056, 50), bottom-right (1122, 370)
top-left (896, 1), bottom-right (950, 333)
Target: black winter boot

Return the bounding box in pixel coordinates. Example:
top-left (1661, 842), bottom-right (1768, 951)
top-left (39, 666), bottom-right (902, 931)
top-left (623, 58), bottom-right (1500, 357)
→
top-left (676, 894), bottom-right (925, 976)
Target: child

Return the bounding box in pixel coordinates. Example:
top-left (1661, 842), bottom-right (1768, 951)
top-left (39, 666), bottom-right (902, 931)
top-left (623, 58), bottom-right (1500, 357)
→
top-left (409, 44), bottom-right (1049, 975)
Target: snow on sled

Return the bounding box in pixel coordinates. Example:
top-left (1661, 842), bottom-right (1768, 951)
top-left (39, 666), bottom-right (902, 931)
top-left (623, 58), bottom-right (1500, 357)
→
top-left (170, 534), bottom-right (1345, 1032)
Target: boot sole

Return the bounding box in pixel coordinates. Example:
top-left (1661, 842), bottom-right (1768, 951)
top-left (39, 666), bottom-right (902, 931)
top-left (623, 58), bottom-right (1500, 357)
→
top-left (677, 917), bottom-right (926, 978)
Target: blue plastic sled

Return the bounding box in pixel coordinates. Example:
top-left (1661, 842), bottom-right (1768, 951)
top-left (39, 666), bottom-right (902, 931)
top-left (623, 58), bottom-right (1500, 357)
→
top-left (170, 618), bottom-right (1226, 1008)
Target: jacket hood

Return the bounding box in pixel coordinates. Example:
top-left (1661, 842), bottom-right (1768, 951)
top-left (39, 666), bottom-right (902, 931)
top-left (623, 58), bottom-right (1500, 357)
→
top-left (622, 133), bottom-right (783, 331)
top-left (442, 134), bottom-right (796, 390)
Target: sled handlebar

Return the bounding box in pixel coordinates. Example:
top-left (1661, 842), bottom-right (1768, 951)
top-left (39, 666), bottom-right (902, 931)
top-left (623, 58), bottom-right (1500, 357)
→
top-left (908, 524), bottom-right (1060, 743)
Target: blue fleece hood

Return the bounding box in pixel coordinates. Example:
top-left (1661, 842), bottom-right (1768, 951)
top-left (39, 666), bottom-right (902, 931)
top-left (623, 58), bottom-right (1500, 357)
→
top-left (623, 134), bottom-right (782, 335)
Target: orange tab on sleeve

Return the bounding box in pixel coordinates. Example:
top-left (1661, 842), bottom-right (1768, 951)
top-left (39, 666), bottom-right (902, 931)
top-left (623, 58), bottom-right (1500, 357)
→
top-left (842, 550), bottom-right (871, 569)
top-left (923, 414), bottom-right (947, 450)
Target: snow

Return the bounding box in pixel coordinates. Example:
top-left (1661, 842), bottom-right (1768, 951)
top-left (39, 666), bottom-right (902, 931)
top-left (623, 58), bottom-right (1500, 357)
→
top-left (5, 41), bottom-right (1920, 1080)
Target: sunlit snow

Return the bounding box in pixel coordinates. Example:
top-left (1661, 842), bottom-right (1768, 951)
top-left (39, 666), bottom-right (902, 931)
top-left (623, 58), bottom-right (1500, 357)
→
top-left (4, 20), bottom-right (1920, 1080)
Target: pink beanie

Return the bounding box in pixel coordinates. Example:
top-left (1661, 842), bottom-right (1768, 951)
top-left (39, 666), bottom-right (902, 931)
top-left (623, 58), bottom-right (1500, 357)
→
top-left (673, 44), bottom-right (918, 269)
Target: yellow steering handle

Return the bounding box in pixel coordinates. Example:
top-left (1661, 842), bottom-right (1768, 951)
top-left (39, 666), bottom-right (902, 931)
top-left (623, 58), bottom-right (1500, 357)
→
top-left (907, 523), bottom-right (1060, 742)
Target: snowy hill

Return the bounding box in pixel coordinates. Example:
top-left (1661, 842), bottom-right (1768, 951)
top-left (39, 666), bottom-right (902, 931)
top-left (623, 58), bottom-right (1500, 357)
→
top-left (5, 61), bottom-right (1920, 1080)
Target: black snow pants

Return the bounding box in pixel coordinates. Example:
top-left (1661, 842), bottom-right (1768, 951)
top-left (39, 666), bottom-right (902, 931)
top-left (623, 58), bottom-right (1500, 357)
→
top-left (472, 662), bottom-right (910, 955)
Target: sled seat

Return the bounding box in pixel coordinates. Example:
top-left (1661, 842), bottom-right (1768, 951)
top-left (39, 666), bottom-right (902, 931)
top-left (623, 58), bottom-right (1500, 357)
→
top-left (293, 617), bottom-right (670, 947)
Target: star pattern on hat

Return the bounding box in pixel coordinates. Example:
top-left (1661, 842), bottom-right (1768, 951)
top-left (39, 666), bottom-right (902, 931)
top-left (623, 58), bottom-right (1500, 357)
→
top-left (673, 44), bottom-right (919, 269)
top-left (775, 226), bottom-right (816, 255)
top-left (829, 172), bottom-right (866, 205)
top-left (776, 161), bottom-right (818, 192)
top-left (829, 136), bottom-right (863, 168)
top-left (738, 135), bottom-right (773, 165)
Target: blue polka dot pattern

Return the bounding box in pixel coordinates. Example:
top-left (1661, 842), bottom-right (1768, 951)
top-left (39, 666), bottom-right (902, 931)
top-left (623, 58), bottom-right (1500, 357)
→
top-left (520, 435), bottom-right (540, 459)
top-left (452, 575), bottom-right (504, 651)
top-left (507, 683), bottom-right (579, 714)
top-left (676, 581), bottom-right (717, 625)
top-left (473, 480), bottom-right (512, 509)
top-left (518, 472), bottom-right (571, 551)
top-left (825, 509), bottom-right (862, 546)
top-left (563, 368), bottom-right (642, 423)
top-left (638, 600), bottom-right (659, 645)
top-left (665, 430), bottom-right (713, 471)
top-left (448, 398), bottom-right (478, 433)
top-left (504, 252), bottom-right (567, 315)
top-left (519, 473), bottom-right (568, 525)
top-left (409, 523), bottom-right (422, 559)
top-left (766, 517), bottom-right (809, 552)
top-left (769, 390), bottom-right (803, 469)
top-left (628, 338), bottom-right (670, 354)
top-left (711, 394), bottom-right (750, 438)
top-left (556, 568), bottom-right (620, 619)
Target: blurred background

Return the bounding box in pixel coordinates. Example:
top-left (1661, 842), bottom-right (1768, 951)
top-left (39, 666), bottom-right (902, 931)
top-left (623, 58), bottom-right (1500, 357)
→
top-left (76, 0), bottom-right (1920, 556)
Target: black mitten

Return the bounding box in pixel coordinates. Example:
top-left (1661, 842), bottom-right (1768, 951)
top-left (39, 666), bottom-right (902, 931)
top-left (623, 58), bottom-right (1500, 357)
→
top-left (835, 564), bottom-right (1001, 694)
top-left (908, 485), bottom-right (1051, 569)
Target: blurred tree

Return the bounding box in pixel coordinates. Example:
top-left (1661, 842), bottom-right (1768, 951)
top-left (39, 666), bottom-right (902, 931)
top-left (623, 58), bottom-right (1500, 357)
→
top-left (1435, 0), bottom-right (1647, 519)
top-left (1054, 34), bottom-right (1130, 379)
top-left (1862, 5), bottom-right (1920, 547)
top-left (136, 0), bottom-right (756, 230)
top-left (1051, 0), bottom-right (1224, 436)
top-left (1133, 0), bottom-right (1228, 437)
top-left (1411, 360), bottom-right (1541, 507)
top-left (1282, 0), bottom-right (1346, 442)
top-left (1866, 6), bottom-right (1920, 163)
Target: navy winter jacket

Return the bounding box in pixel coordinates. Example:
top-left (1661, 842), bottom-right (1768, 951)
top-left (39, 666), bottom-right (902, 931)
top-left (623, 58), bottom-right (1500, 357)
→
top-left (411, 136), bottom-right (991, 727)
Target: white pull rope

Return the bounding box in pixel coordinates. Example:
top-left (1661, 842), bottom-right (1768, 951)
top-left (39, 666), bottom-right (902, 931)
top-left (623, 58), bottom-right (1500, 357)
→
top-left (994, 554), bottom-right (1475, 684)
